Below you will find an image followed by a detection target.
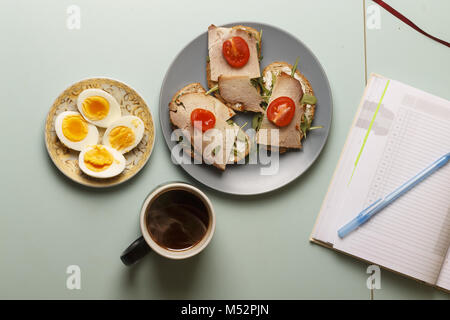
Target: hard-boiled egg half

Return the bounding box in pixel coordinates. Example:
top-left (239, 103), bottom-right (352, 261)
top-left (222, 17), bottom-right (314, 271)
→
top-left (78, 144), bottom-right (126, 178)
top-left (77, 88), bottom-right (121, 128)
top-left (55, 111), bottom-right (99, 151)
top-left (102, 115), bottom-right (145, 154)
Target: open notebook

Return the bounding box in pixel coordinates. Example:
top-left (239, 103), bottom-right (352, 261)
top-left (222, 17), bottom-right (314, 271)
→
top-left (311, 74), bottom-right (450, 292)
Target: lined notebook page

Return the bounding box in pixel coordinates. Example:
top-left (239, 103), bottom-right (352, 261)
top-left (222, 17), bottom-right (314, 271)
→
top-left (335, 101), bottom-right (450, 285)
top-left (312, 74), bottom-right (450, 288)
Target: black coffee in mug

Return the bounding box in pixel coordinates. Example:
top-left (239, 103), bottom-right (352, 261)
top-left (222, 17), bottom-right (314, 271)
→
top-left (120, 182), bottom-right (215, 265)
top-left (146, 189), bottom-right (210, 251)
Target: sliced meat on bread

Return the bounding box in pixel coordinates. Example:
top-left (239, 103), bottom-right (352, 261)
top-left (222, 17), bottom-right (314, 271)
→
top-left (170, 82), bottom-right (235, 118)
top-left (262, 61), bottom-right (316, 131)
top-left (172, 92), bottom-right (235, 122)
top-left (218, 75), bottom-right (264, 113)
top-left (197, 119), bottom-right (240, 171)
top-left (169, 83), bottom-right (250, 169)
top-left (207, 25), bottom-right (261, 83)
top-left (256, 73), bottom-right (304, 149)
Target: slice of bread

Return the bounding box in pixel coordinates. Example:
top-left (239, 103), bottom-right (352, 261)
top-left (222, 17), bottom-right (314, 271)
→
top-left (262, 61), bottom-right (316, 129)
top-left (256, 73), bottom-right (304, 149)
top-left (171, 82), bottom-right (207, 103)
top-left (256, 62), bottom-right (317, 152)
top-left (169, 83), bottom-right (251, 168)
top-left (207, 25), bottom-right (262, 111)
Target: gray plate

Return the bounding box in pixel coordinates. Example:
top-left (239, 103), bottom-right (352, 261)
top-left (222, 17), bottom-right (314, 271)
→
top-left (159, 22), bottom-right (332, 195)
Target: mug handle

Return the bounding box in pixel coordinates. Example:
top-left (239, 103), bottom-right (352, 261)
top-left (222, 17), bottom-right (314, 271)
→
top-left (120, 236), bottom-right (151, 266)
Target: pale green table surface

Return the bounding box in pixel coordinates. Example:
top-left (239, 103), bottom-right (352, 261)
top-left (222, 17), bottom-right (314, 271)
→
top-left (0, 0), bottom-right (448, 299)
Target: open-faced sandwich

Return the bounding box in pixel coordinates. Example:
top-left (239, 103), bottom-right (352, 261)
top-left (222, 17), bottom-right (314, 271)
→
top-left (169, 83), bottom-right (251, 171)
top-left (207, 24), bottom-right (264, 113)
top-left (255, 61), bottom-right (317, 151)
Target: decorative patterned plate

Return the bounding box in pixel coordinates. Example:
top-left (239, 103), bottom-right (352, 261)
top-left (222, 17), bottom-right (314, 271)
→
top-left (45, 78), bottom-right (155, 187)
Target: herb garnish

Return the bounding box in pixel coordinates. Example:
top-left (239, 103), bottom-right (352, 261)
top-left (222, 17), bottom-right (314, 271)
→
top-left (300, 114), bottom-right (322, 138)
top-left (205, 85), bottom-right (219, 96)
top-left (211, 145), bottom-right (221, 156)
top-left (237, 121), bottom-right (248, 141)
top-left (252, 113), bottom-right (264, 131)
top-left (300, 94), bottom-right (317, 105)
top-left (257, 29), bottom-right (263, 61)
top-left (291, 56), bottom-right (300, 77)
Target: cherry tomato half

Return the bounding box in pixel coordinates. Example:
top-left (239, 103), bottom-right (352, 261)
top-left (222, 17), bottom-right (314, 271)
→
top-left (190, 108), bottom-right (216, 132)
top-left (222, 36), bottom-right (250, 68)
top-left (266, 96), bottom-right (296, 127)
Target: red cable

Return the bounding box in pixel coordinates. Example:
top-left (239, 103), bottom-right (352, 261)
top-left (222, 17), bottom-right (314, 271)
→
top-left (372, 0), bottom-right (449, 48)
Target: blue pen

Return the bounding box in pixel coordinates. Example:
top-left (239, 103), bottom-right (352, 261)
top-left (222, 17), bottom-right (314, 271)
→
top-left (338, 152), bottom-right (450, 238)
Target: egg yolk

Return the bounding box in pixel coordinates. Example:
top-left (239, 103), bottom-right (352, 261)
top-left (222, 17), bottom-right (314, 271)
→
top-left (83, 145), bottom-right (114, 172)
top-left (82, 96), bottom-right (110, 120)
top-left (109, 126), bottom-right (135, 151)
top-left (62, 114), bottom-right (89, 142)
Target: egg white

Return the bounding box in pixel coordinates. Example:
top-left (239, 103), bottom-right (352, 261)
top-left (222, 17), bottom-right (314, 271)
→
top-left (55, 111), bottom-right (99, 151)
top-left (102, 115), bottom-right (145, 154)
top-left (78, 145), bottom-right (126, 179)
top-left (77, 88), bottom-right (121, 128)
